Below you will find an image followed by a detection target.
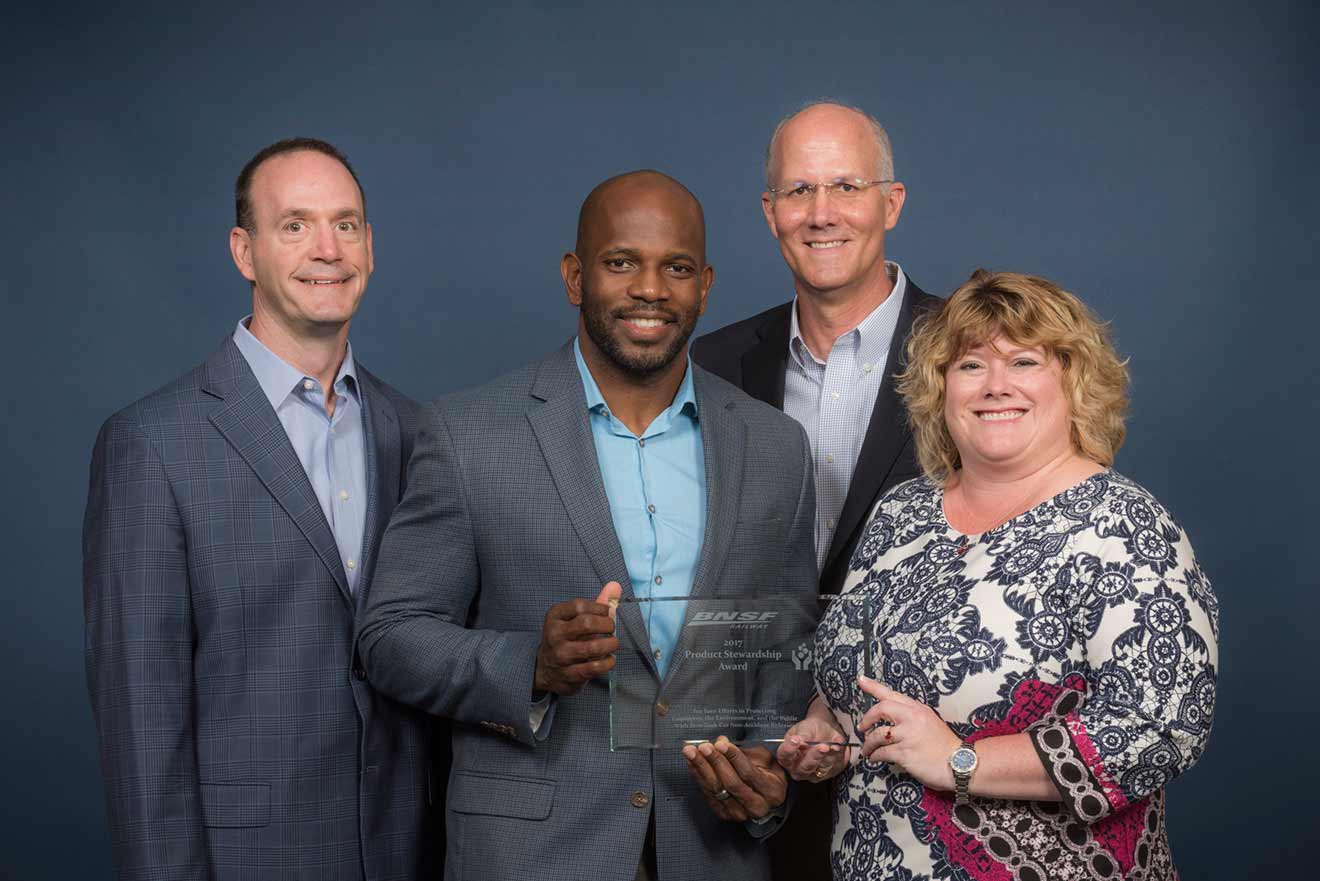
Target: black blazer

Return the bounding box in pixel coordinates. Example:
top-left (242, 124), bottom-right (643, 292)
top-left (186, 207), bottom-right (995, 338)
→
top-left (692, 279), bottom-right (941, 595)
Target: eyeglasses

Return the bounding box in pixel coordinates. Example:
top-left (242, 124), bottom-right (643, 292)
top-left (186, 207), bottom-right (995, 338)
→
top-left (767, 178), bottom-right (892, 202)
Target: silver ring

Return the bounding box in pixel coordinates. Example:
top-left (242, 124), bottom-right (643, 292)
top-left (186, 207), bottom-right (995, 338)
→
top-left (714, 788), bottom-right (732, 801)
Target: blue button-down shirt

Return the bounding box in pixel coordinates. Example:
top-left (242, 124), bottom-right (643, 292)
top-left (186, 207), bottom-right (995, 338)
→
top-left (233, 318), bottom-right (368, 593)
top-left (574, 340), bottom-right (706, 679)
top-left (784, 262), bottom-right (906, 570)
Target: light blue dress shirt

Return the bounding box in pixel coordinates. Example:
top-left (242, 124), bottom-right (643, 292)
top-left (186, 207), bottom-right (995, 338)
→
top-left (233, 318), bottom-right (368, 593)
top-left (574, 340), bottom-right (706, 679)
top-left (784, 261), bottom-right (906, 570)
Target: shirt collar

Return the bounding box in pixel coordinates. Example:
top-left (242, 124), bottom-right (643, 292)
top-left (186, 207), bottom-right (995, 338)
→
top-left (789, 261), bottom-right (908, 371)
top-left (232, 316), bottom-right (359, 411)
top-left (572, 338), bottom-right (698, 420)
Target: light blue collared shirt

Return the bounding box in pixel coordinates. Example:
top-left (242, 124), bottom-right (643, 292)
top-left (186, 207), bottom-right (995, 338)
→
top-left (784, 261), bottom-right (907, 570)
top-left (574, 340), bottom-right (706, 678)
top-left (232, 318), bottom-right (368, 593)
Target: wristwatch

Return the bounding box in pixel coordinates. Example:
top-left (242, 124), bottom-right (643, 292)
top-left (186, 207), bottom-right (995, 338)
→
top-left (948, 740), bottom-right (978, 805)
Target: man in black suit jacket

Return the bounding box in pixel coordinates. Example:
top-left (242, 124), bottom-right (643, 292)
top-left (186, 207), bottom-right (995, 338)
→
top-left (692, 101), bottom-right (941, 881)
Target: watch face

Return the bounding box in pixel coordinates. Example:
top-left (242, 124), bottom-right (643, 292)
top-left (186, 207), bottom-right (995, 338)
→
top-left (951, 747), bottom-right (977, 773)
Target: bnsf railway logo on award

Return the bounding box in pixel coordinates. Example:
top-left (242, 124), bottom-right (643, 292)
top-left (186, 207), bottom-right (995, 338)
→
top-left (688, 610), bottom-right (780, 629)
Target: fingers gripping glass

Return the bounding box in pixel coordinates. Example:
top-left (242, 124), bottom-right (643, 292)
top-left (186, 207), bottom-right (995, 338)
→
top-left (767, 178), bottom-right (892, 203)
top-left (608, 594), bottom-right (874, 750)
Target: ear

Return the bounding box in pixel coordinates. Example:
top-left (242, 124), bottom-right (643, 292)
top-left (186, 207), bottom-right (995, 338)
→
top-left (365, 221), bottom-right (374, 274)
top-left (883, 182), bottom-right (907, 232)
top-left (230, 226), bottom-right (256, 283)
top-left (561, 252), bottom-right (584, 306)
top-left (761, 191), bottom-right (779, 238)
top-left (697, 263), bottom-right (714, 316)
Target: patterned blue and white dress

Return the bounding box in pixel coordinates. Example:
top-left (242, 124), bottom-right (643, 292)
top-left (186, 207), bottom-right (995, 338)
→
top-left (814, 471), bottom-right (1218, 881)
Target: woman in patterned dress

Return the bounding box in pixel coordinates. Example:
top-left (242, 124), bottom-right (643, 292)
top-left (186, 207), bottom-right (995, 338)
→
top-left (776, 270), bottom-right (1218, 881)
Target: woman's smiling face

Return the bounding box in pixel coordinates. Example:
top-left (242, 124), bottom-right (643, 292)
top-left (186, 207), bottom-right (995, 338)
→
top-left (943, 337), bottom-right (1074, 477)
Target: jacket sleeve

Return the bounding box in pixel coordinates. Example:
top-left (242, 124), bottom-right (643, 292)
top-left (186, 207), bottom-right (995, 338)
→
top-left (358, 403), bottom-right (543, 745)
top-left (83, 415), bottom-right (210, 880)
top-left (1030, 505), bottom-right (1219, 823)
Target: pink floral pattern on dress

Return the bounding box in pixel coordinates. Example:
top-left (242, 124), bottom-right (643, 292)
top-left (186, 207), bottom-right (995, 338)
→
top-left (815, 472), bottom-right (1218, 881)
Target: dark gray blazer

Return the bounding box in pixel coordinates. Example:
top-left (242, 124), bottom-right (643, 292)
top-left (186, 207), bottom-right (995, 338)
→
top-left (83, 337), bottom-right (430, 881)
top-left (691, 279), bottom-right (942, 881)
top-left (692, 279), bottom-right (942, 595)
top-left (359, 342), bottom-right (819, 881)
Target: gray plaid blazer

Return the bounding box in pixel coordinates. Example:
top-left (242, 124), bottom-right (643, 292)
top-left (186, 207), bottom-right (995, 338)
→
top-left (83, 337), bottom-right (430, 881)
top-left (360, 342), bottom-right (818, 881)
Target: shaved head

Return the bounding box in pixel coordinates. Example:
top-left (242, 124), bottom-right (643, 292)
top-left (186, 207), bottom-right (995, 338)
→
top-left (575, 170), bottom-right (706, 260)
top-left (765, 101), bottom-right (894, 187)
top-left (561, 169), bottom-right (714, 382)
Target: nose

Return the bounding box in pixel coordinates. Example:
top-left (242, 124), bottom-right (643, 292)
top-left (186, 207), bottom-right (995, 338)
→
top-left (309, 222), bottom-right (342, 261)
top-left (806, 186), bottom-right (838, 228)
top-left (982, 361), bottom-right (1012, 396)
top-left (628, 264), bottom-right (668, 301)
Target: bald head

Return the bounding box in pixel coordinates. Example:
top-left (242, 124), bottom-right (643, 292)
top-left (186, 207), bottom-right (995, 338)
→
top-left (561, 169), bottom-right (714, 382)
top-left (575, 170), bottom-right (706, 260)
top-left (764, 101), bottom-right (894, 187)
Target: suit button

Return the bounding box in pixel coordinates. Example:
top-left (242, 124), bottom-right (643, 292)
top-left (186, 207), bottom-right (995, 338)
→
top-left (353, 664), bottom-right (367, 681)
top-left (630, 791), bottom-right (650, 809)
top-left (655, 701), bottom-right (669, 717)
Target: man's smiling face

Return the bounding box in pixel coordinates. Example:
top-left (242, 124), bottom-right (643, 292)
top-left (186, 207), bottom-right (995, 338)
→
top-left (762, 104), bottom-right (904, 302)
top-left (232, 149), bottom-right (373, 337)
top-left (569, 175), bottom-right (712, 378)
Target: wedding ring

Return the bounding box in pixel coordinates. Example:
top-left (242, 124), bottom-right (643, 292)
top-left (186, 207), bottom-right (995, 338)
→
top-left (714, 788), bottom-right (732, 801)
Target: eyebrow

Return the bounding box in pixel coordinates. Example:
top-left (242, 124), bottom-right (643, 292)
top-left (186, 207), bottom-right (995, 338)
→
top-left (599, 247), bottom-right (699, 263)
top-left (275, 207), bottom-right (364, 222)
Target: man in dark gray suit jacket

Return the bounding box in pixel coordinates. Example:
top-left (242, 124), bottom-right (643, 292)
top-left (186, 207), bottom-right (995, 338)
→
top-left (692, 102), bottom-right (943, 881)
top-left (360, 171), bottom-right (818, 881)
top-left (83, 139), bottom-right (430, 881)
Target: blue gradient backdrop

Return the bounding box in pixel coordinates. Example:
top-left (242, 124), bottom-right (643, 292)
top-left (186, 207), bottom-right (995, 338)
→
top-left (4, 1), bottom-right (1313, 877)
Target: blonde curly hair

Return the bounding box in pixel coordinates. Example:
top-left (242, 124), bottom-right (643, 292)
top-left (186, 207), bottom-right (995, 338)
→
top-left (897, 270), bottom-right (1129, 484)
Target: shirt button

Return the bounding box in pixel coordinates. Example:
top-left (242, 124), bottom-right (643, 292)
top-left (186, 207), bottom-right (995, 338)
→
top-left (654, 575), bottom-right (663, 585)
top-left (825, 519), bottom-right (835, 530)
top-left (339, 490), bottom-right (349, 501)
top-left (638, 438), bottom-right (646, 447)
top-left (630, 791), bottom-right (650, 809)
top-left (653, 649), bottom-right (663, 661)
top-left (830, 392), bottom-right (840, 401)
top-left (862, 363), bottom-right (873, 374)
top-left (825, 453), bottom-right (835, 464)
top-left (303, 379), bottom-right (315, 390)
top-left (655, 700), bottom-right (669, 716)
top-left (346, 558), bottom-right (356, 570)
top-left (648, 504), bottom-right (657, 514)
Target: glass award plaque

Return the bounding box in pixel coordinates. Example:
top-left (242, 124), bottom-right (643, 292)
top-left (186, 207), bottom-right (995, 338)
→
top-left (608, 593), bottom-right (873, 750)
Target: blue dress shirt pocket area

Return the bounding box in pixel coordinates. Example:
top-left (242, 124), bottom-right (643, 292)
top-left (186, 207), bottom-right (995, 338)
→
top-left (448, 772), bottom-right (555, 820)
top-left (199, 781), bottom-right (271, 828)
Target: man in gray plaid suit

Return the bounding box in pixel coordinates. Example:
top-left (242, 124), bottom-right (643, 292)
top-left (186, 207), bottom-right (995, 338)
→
top-left (84, 139), bottom-right (430, 881)
top-left (360, 171), bottom-right (819, 881)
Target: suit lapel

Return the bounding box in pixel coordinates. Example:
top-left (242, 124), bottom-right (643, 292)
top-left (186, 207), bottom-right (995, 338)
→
top-left (525, 345), bottom-right (656, 672)
top-left (663, 370), bottom-right (746, 687)
top-left (739, 304), bottom-right (791, 408)
top-left (689, 372), bottom-right (746, 598)
top-left (204, 338), bottom-right (353, 608)
top-left (821, 283), bottom-right (926, 578)
top-left (355, 369), bottom-right (400, 614)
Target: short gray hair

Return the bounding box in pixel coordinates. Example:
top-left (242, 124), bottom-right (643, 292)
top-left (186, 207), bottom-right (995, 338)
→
top-left (764, 99), bottom-right (894, 188)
